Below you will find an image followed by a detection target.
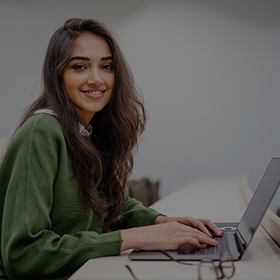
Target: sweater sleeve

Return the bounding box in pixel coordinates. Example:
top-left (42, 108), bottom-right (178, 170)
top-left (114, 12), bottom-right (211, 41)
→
top-left (0, 115), bottom-right (122, 280)
top-left (110, 188), bottom-right (164, 231)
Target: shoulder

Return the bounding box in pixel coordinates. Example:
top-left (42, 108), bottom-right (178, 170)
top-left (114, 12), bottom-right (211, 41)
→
top-left (11, 114), bottom-right (65, 151)
top-left (21, 113), bottom-right (62, 134)
top-left (1, 114), bottom-right (66, 172)
top-left (16, 114), bottom-right (65, 142)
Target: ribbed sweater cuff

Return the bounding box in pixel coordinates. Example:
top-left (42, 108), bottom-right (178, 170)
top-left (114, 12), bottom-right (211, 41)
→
top-left (92, 230), bottom-right (122, 257)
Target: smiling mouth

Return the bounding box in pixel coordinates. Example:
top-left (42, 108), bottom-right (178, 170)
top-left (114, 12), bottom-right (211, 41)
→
top-left (82, 90), bottom-right (106, 95)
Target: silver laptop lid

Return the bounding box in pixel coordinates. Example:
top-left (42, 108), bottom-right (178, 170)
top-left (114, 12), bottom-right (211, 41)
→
top-left (237, 158), bottom-right (280, 250)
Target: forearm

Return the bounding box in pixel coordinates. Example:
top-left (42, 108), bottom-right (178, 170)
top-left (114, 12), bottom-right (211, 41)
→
top-left (120, 227), bottom-right (142, 252)
top-left (120, 224), bottom-right (169, 252)
top-left (120, 218), bottom-right (220, 252)
top-left (120, 217), bottom-right (191, 252)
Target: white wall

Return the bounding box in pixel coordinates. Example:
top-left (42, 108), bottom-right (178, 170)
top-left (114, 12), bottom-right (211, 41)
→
top-left (1, 0), bottom-right (280, 213)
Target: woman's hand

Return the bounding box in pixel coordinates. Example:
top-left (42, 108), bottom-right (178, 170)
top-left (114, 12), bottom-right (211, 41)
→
top-left (155, 215), bottom-right (223, 237)
top-left (120, 218), bottom-right (220, 252)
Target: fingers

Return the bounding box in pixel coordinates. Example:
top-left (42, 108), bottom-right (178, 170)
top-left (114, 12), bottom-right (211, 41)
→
top-left (197, 219), bottom-right (223, 236)
top-left (189, 219), bottom-right (213, 237)
top-left (175, 217), bottom-right (213, 237)
top-left (175, 216), bottom-right (223, 237)
top-left (176, 222), bottom-right (218, 248)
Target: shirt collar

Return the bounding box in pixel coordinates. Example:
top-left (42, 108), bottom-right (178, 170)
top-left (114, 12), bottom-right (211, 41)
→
top-left (79, 123), bottom-right (93, 137)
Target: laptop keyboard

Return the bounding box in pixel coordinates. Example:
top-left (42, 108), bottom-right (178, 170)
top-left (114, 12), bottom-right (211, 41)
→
top-left (177, 232), bottom-right (229, 255)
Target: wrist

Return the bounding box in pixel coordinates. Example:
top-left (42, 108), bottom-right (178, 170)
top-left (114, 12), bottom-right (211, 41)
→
top-left (120, 227), bottom-right (141, 252)
top-left (155, 215), bottom-right (168, 224)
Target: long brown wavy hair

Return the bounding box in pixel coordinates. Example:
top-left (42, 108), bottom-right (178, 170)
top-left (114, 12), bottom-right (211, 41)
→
top-left (19, 18), bottom-right (146, 231)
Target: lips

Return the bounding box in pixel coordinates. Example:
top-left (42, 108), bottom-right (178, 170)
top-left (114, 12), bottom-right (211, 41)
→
top-left (81, 89), bottom-right (106, 95)
top-left (81, 89), bottom-right (107, 98)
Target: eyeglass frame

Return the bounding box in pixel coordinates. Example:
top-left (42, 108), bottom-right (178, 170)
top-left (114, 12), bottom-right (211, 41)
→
top-left (161, 249), bottom-right (235, 280)
top-left (125, 249), bottom-right (235, 280)
top-left (198, 250), bottom-right (235, 280)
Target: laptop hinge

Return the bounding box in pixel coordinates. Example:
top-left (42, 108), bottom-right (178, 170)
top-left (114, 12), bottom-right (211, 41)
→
top-left (235, 229), bottom-right (247, 254)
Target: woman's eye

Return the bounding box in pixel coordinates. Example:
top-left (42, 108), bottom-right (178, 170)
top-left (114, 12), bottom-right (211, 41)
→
top-left (102, 64), bottom-right (113, 70)
top-left (72, 64), bottom-right (86, 70)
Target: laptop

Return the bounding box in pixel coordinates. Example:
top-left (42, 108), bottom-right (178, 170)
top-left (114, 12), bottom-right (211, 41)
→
top-left (129, 157), bottom-right (280, 261)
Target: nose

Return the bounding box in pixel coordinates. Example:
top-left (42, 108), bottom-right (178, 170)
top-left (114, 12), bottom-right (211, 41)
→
top-left (87, 69), bottom-right (103, 87)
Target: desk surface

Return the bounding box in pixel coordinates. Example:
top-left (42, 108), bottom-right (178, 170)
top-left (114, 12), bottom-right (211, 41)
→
top-left (69, 176), bottom-right (280, 280)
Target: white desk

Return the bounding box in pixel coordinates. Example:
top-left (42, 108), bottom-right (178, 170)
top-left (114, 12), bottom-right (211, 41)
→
top-left (69, 176), bottom-right (280, 280)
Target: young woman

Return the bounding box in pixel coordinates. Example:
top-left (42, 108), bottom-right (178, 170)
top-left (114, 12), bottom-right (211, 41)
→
top-left (0, 18), bottom-right (222, 279)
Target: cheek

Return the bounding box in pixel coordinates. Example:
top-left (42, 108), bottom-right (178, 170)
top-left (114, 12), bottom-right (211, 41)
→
top-left (63, 75), bottom-right (80, 93)
top-left (109, 76), bottom-right (115, 90)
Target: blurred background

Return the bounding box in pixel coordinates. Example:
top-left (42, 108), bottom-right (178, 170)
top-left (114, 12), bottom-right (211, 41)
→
top-left (1, 0), bottom-right (280, 213)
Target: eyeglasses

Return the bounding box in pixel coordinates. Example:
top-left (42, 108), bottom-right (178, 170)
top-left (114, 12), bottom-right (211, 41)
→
top-left (198, 250), bottom-right (235, 280)
top-left (125, 250), bottom-right (235, 280)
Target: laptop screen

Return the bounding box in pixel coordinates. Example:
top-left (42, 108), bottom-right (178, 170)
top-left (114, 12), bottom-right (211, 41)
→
top-left (237, 158), bottom-right (280, 247)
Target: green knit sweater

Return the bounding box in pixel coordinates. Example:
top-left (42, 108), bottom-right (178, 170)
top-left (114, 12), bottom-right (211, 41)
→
top-left (0, 114), bottom-right (161, 280)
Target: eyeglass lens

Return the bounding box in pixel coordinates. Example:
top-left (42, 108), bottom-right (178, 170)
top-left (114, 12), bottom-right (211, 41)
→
top-left (198, 250), bottom-right (235, 280)
top-left (220, 250), bottom-right (235, 279)
top-left (198, 259), bottom-right (217, 280)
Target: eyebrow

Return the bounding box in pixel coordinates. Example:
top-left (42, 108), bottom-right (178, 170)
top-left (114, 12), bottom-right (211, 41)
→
top-left (70, 56), bottom-right (114, 61)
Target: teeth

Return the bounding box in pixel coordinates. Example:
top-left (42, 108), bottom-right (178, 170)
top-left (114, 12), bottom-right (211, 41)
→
top-left (88, 91), bottom-right (103, 95)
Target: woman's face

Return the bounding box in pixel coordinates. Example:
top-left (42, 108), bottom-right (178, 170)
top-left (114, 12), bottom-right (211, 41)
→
top-left (63, 33), bottom-right (115, 126)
